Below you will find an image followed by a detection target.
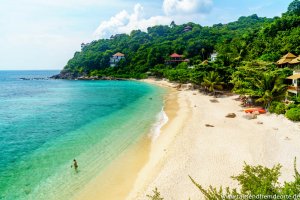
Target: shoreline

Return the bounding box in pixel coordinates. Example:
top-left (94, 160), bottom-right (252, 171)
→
top-left (73, 78), bottom-right (300, 200)
top-left (125, 79), bottom-right (191, 199)
top-left (73, 81), bottom-right (178, 200)
top-left (127, 79), bottom-right (300, 199)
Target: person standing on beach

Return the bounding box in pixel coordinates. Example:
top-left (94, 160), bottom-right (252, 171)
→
top-left (72, 159), bottom-right (78, 172)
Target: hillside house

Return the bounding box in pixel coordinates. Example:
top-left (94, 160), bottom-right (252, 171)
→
top-left (210, 52), bottom-right (218, 62)
top-left (276, 53), bottom-right (297, 67)
top-left (287, 71), bottom-right (300, 97)
top-left (277, 53), bottom-right (300, 97)
top-left (183, 26), bottom-right (192, 32)
top-left (110, 52), bottom-right (125, 67)
top-left (165, 53), bottom-right (189, 65)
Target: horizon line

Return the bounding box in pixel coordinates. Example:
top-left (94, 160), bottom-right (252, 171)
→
top-left (0, 69), bottom-right (62, 71)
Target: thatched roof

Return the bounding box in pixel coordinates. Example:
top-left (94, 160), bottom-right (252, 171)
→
top-left (113, 52), bottom-right (125, 57)
top-left (287, 73), bottom-right (300, 80)
top-left (276, 53), bottom-right (297, 65)
top-left (289, 55), bottom-right (300, 64)
top-left (201, 60), bottom-right (209, 65)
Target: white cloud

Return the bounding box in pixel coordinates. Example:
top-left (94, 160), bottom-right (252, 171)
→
top-left (163, 0), bottom-right (213, 15)
top-left (94, 0), bottom-right (215, 39)
top-left (94, 4), bottom-right (172, 38)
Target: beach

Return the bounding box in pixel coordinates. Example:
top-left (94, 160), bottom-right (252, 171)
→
top-left (72, 78), bottom-right (300, 200)
top-left (126, 79), bottom-right (300, 199)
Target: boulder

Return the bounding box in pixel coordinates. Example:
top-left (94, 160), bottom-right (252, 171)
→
top-left (210, 99), bottom-right (219, 103)
top-left (226, 113), bottom-right (236, 118)
top-left (205, 124), bottom-right (214, 127)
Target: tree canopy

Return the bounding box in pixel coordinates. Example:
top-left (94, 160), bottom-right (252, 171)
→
top-left (56, 1), bottom-right (298, 107)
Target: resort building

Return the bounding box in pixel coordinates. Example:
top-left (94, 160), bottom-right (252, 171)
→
top-left (277, 53), bottom-right (300, 97)
top-left (110, 52), bottom-right (125, 67)
top-left (165, 53), bottom-right (189, 65)
top-left (183, 26), bottom-right (192, 32)
top-left (210, 52), bottom-right (218, 62)
top-left (289, 55), bottom-right (300, 66)
top-left (276, 52), bottom-right (297, 67)
top-left (287, 71), bottom-right (300, 96)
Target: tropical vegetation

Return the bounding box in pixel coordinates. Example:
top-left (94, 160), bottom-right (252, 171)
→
top-left (57, 0), bottom-right (300, 120)
top-left (147, 159), bottom-right (300, 200)
top-left (191, 159), bottom-right (300, 200)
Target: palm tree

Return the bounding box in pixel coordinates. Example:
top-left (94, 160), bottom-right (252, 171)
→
top-left (201, 71), bottom-right (224, 95)
top-left (201, 48), bottom-right (205, 61)
top-left (254, 73), bottom-right (287, 109)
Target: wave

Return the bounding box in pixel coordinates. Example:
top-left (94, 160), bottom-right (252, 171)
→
top-left (149, 106), bottom-right (169, 141)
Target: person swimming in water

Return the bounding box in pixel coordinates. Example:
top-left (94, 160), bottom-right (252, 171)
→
top-left (72, 159), bottom-right (78, 172)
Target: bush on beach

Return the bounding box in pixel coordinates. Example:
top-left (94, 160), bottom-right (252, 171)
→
top-left (268, 101), bottom-right (286, 115)
top-left (286, 107), bottom-right (300, 121)
top-left (148, 159), bottom-right (300, 200)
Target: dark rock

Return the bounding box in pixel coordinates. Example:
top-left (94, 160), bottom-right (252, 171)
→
top-left (285, 137), bottom-right (290, 140)
top-left (205, 124), bottom-right (214, 127)
top-left (50, 71), bottom-right (127, 81)
top-left (20, 77), bottom-right (49, 81)
top-left (226, 113), bottom-right (236, 118)
top-left (210, 99), bottom-right (219, 103)
top-left (50, 71), bottom-right (79, 79)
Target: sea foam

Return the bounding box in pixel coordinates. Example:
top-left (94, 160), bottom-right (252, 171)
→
top-left (149, 106), bottom-right (169, 141)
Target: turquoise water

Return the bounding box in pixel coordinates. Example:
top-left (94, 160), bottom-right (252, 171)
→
top-left (0, 71), bottom-right (166, 200)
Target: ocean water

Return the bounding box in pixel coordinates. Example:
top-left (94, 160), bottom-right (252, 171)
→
top-left (0, 70), bottom-right (166, 200)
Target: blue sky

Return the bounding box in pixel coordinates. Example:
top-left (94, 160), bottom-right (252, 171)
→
top-left (0, 0), bottom-right (290, 70)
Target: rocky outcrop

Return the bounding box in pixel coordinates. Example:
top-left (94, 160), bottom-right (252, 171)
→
top-left (50, 71), bottom-right (79, 79)
top-left (20, 77), bottom-right (49, 80)
top-left (51, 71), bottom-right (126, 81)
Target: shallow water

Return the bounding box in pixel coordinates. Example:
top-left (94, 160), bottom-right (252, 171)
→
top-left (0, 71), bottom-right (165, 200)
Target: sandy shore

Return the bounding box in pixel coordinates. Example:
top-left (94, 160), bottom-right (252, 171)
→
top-left (74, 79), bottom-right (300, 200)
top-left (126, 79), bottom-right (300, 200)
top-left (73, 81), bottom-right (178, 200)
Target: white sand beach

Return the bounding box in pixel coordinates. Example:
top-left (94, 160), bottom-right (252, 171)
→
top-left (75, 79), bottom-right (300, 200)
top-left (126, 79), bottom-right (300, 200)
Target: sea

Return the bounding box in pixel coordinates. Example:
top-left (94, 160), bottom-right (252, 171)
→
top-left (0, 70), bottom-right (167, 200)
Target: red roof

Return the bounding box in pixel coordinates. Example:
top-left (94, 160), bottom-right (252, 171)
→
top-left (170, 53), bottom-right (183, 58)
top-left (113, 52), bottom-right (125, 57)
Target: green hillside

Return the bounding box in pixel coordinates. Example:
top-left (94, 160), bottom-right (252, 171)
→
top-left (57, 0), bottom-right (299, 81)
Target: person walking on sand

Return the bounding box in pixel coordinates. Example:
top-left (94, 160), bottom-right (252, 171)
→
top-left (72, 159), bottom-right (78, 172)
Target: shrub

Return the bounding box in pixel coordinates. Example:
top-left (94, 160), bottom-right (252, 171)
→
top-left (190, 158), bottom-right (300, 199)
top-left (291, 95), bottom-right (300, 104)
top-left (164, 69), bottom-right (191, 83)
top-left (286, 103), bottom-right (297, 110)
top-left (146, 188), bottom-right (164, 200)
top-left (286, 107), bottom-right (300, 121)
top-left (148, 159), bottom-right (300, 199)
top-left (268, 101), bottom-right (286, 115)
